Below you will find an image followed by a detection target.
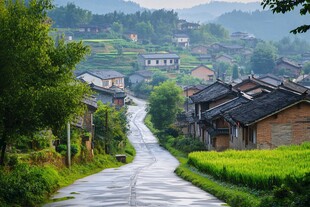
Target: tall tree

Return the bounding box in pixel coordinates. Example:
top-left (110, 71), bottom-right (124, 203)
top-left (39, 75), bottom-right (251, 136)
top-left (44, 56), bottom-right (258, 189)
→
top-left (148, 81), bottom-right (184, 130)
top-left (0, 0), bottom-right (90, 165)
top-left (261, 0), bottom-right (310, 33)
top-left (250, 42), bottom-right (277, 74)
top-left (93, 102), bottom-right (127, 154)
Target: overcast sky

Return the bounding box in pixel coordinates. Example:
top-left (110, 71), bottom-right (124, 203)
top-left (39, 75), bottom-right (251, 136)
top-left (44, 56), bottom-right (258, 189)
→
top-left (127, 0), bottom-right (259, 9)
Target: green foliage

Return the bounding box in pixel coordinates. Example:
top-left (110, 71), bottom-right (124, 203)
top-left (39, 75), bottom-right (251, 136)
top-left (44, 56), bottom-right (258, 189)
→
top-left (190, 23), bottom-right (229, 45)
top-left (251, 42), bottom-right (277, 74)
top-left (151, 71), bottom-right (169, 86)
top-left (176, 73), bottom-right (202, 86)
top-left (172, 136), bottom-right (206, 154)
top-left (274, 37), bottom-right (310, 55)
top-left (0, 0), bottom-right (91, 164)
top-left (93, 102), bottom-right (128, 154)
top-left (188, 142), bottom-right (310, 190)
top-left (132, 82), bottom-right (153, 98)
top-left (148, 81), bottom-right (184, 130)
top-left (303, 61), bottom-right (310, 74)
top-left (175, 164), bottom-right (261, 207)
top-left (232, 65), bottom-right (239, 80)
top-left (56, 144), bottom-right (79, 157)
top-left (0, 164), bottom-right (59, 206)
top-left (48, 2), bottom-right (92, 28)
top-left (260, 173), bottom-right (310, 207)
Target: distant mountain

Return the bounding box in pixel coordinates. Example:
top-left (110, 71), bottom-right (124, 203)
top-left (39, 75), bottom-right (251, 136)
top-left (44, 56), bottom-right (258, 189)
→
top-left (53, 0), bottom-right (145, 14)
top-left (215, 9), bottom-right (310, 41)
top-left (177, 1), bottom-right (262, 23)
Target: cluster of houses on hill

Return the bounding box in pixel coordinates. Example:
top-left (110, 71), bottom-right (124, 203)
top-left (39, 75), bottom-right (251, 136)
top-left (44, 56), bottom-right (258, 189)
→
top-left (177, 75), bottom-right (310, 151)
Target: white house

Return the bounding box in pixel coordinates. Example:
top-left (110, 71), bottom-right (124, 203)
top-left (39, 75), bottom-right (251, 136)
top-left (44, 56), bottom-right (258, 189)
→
top-left (173, 34), bottom-right (190, 48)
top-left (138, 53), bottom-right (180, 71)
top-left (77, 70), bottom-right (125, 89)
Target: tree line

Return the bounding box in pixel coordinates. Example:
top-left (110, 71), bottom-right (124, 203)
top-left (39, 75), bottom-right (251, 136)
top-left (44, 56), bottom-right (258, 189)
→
top-left (48, 3), bottom-right (229, 45)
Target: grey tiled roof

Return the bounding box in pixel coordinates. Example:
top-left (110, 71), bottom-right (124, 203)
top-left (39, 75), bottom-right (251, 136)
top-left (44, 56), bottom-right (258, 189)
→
top-left (139, 53), bottom-right (180, 59)
top-left (202, 95), bottom-right (251, 121)
top-left (135, 70), bottom-right (153, 78)
top-left (190, 80), bottom-right (237, 103)
top-left (280, 80), bottom-right (309, 94)
top-left (224, 89), bottom-right (309, 126)
top-left (78, 70), bottom-right (125, 80)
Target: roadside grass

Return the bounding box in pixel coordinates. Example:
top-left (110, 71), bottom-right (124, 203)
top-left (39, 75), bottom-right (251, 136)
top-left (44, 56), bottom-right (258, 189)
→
top-left (0, 138), bottom-right (135, 207)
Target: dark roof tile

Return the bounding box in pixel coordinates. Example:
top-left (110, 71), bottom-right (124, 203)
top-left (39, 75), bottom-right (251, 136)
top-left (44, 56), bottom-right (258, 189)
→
top-left (225, 89), bottom-right (308, 126)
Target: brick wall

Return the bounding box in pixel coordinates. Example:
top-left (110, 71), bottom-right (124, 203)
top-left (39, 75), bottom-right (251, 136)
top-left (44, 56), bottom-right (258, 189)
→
top-left (257, 102), bottom-right (310, 149)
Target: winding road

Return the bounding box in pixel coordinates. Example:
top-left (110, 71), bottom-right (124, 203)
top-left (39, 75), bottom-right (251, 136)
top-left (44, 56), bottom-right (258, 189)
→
top-left (45, 97), bottom-right (225, 207)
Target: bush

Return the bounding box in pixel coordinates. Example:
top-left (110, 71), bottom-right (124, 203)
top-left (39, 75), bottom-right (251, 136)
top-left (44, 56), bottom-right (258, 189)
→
top-left (56, 144), bottom-right (79, 157)
top-left (172, 136), bottom-right (206, 154)
top-left (0, 164), bottom-right (59, 206)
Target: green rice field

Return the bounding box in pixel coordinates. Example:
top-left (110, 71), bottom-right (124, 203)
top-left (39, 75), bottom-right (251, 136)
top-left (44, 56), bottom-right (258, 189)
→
top-left (188, 142), bottom-right (310, 190)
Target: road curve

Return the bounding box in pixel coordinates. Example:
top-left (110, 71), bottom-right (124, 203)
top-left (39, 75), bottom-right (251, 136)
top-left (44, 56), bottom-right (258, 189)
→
top-left (45, 97), bottom-right (225, 207)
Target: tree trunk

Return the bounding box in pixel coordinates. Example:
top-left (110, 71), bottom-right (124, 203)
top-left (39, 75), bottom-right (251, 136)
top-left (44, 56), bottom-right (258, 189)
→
top-left (0, 142), bottom-right (7, 166)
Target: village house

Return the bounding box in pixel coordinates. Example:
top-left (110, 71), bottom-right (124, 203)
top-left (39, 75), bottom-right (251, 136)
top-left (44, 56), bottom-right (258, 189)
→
top-left (201, 94), bottom-right (251, 151)
top-left (258, 74), bottom-right (283, 86)
top-left (128, 70), bottom-right (153, 85)
top-left (191, 45), bottom-right (209, 55)
top-left (296, 74), bottom-right (310, 88)
top-left (78, 25), bottom-right (101, 33)
top-left (172, 34), bottom-right (190, 48)
top-left (214, 54), bottom-right (235, 65)
top-left (90, 84), bottom-right (126, 107)
top-left (230, 31), bottom-right (254, 40)
top-left (224, 88), bottom-right (310, 150)
top-left (76, 70), bottom-right (125, 89)
top-left (177, 20), bottom-right (200, 31)
top-left (274, 57), bottom-right (302, 77)
top-left (190, 64), bottom-right (215, 82)
top-left (125, 32), bottom-right (138, 42)
top-left (209, 43), bottom-right (244, 55)
top-left (137, 53), bottom-right (180, 71)
top-left (233, 75), bottom-right (276, 97)
top-left (189, 80), bottom-right (239, 142)
top-left (71, 96), bottom-right (97, 157)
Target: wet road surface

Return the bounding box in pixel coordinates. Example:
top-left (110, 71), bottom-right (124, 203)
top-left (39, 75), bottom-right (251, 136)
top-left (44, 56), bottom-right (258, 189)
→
top-left (45, 97), bottom-right (225, 207)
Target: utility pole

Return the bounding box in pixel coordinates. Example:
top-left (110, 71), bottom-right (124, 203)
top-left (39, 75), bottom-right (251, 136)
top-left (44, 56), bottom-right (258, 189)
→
top-left (105, 109), bottom-right (109, 154)
top-left (67, 122), bottom-right (71, 169)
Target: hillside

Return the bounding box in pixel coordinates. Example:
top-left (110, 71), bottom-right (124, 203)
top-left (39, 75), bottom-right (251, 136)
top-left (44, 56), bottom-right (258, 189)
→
top-left (53, 0), bottom-right (144, 14)
top-left (215, 9), bottom-right (310, 41)
top-left (177, 1), bottom-right (262, 23)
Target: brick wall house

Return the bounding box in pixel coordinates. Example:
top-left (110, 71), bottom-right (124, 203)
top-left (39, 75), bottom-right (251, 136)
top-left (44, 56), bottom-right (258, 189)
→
top-left (190, 64), bottom-right (215, 82)
top-left (224, 88), bottom-right (310, 150)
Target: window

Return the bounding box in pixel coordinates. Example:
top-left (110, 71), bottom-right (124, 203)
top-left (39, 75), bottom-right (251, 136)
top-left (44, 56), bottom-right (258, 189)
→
top-left (164, 60), bottom-right (167, 64)
top-left (170, 59), bottom-right (173, 64)
top-left (147, 60), bottom-right (151, 65)
top-left (231, 126), bottom-right (238, 137)
top-left (249, 126), bottom-right (257, 144)
top-left (102, 80), bottom-right (109, 86)
top-left (156, 60), bottom-right (159, 64)
top-left (174, 59), bottom-right (178, 64)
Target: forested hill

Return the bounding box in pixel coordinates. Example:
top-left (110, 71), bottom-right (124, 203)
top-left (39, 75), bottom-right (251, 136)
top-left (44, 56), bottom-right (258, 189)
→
top-left (177, 2), bottom-right (262, 23)
top-left (215, 9), bottom-right (310, 41)
top-left (53, 0), bottom-right (144, 14)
